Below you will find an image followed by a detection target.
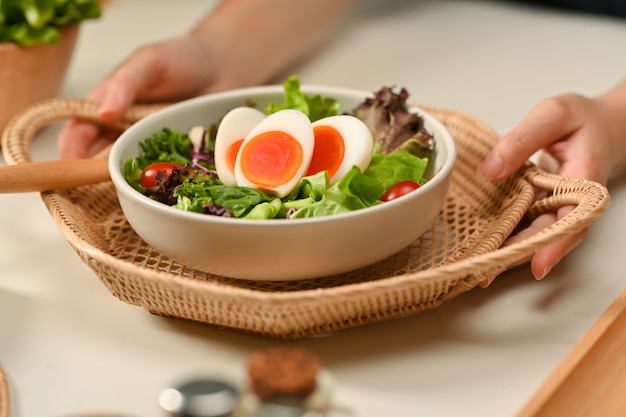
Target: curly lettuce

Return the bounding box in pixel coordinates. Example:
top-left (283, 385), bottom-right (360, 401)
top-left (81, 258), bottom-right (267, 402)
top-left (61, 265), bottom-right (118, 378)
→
top-left (135, 128), bottom-right (193, 168)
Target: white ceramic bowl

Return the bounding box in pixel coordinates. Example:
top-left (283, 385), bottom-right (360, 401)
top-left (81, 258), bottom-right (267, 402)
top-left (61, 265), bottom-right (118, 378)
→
top-left (109, 85), bottom-right (457, 280)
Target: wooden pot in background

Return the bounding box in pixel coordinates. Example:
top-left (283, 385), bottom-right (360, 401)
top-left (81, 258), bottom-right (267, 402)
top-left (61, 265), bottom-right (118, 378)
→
top-left (0, 25), bottom-right (79, 134)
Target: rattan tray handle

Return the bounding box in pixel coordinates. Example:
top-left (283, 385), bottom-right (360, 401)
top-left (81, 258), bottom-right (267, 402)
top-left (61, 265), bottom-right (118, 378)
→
top-left (1, 98), bottom-right (164, 164)
top-left (447, 165), bottom-right (609, 296)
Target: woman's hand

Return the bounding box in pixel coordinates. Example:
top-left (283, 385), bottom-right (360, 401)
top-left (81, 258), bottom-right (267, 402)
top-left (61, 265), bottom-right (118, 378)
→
top-left (58, 36), bottom-right (227, 159)
top-left (57, 0), bottom-right (356, 159)
top-left (478, 80), bottom-right (626, 286)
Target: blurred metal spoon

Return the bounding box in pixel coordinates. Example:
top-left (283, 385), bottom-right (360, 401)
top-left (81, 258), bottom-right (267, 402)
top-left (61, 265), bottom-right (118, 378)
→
top-left (158, 377), bottom-right (318, 417)
top-left (159, 378), bottom-right (239, 417)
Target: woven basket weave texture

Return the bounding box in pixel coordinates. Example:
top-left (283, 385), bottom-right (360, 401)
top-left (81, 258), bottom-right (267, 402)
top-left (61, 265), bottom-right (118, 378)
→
top-left (1, 99), bottom-right (610, 340)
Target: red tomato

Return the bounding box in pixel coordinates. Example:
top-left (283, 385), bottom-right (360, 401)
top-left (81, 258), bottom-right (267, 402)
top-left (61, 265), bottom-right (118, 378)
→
top-left (380, 180), bottom-right (421, 202)
top-left (140, 162), bottom-right (182, 188)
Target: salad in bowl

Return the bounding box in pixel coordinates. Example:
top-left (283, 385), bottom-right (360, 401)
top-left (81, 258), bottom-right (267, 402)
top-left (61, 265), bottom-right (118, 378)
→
top-left (109, 77), bottom-right (457, 280)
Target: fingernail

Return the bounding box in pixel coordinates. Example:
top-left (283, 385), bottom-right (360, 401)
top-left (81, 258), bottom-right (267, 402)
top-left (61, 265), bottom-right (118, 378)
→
top-left (98, 91), bottom-right (124, 120)
top-left (479, 152), bottom-right (505, 179)
top-left (535, 265), bottom-right (553, 280)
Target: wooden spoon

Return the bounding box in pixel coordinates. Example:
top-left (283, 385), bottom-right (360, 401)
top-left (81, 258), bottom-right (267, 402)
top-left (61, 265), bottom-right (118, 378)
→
top-left (0, 159), bottom-right (110, 193)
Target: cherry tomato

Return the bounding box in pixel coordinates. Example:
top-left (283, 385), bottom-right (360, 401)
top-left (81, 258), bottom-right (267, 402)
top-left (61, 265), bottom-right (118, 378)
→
top-left (140, 162), bottom-right (182, 188)
top-left (380, 180), bottom-right (421, 202)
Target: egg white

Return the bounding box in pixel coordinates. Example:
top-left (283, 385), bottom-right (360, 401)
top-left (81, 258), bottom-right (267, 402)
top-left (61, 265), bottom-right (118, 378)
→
top-left (310, 115), bottom-right (374, 184)
top-left (234, 109), bottom-right (314, 197)
top-left (214, 107), bottom-right (266, 186)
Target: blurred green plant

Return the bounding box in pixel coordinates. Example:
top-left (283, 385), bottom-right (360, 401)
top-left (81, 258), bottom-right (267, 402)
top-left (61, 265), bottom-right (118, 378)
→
top-left (0, 0), bottom-right (101, 46)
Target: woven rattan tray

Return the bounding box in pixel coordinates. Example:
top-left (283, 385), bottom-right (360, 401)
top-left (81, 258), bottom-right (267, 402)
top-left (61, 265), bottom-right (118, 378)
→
top-left (1, 98), bottom-right (610, 340)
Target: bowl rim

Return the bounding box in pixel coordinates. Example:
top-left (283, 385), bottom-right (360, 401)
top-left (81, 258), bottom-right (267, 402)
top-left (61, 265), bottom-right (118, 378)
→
top-left (108, 84), bottom-right (458, 227)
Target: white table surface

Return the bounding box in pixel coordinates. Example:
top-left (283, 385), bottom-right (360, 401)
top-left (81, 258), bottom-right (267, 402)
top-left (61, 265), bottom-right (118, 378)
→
top-left (1, 1), bottom-right (625, 416)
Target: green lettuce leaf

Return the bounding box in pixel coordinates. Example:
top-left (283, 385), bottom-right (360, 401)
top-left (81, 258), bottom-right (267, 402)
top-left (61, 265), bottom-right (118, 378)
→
top-left (289, 152), bottom-right (428, 219)
top-left (205, 185), bottom-right (275, 218)
top-left (244, 198), bottom-right (283, 220)
top-left (122, 158), bottom-right (145, 193)
top-left (264, 75), bottom-right (339, 122)
top-left (364, 151), bottom-right (429, 189)
top-left (136, 128), bottom-right (192, 169)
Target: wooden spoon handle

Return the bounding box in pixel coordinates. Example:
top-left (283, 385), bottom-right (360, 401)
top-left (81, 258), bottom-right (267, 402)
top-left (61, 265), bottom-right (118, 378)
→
top-left (0, 159), bottom-right (110, 193)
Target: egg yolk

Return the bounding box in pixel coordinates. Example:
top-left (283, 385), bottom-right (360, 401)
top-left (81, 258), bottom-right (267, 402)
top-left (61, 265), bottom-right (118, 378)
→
top-left (239, 131), bottom-right (304, 188)
top-left (306, 125), bottom-right (345, 178)
top-left (226, 139), bottom-right (244, 174)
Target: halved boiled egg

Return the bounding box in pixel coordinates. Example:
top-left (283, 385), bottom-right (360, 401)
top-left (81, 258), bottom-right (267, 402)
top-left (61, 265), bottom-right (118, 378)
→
top-left (234, 109), bottom-right (314, 197)
top-left (214, 107), bottom-right (266, 185)
top-left (307, 115), bottom-right (374, 183)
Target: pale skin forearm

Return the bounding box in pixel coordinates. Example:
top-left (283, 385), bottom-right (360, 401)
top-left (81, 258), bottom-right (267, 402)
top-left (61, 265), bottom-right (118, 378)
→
top-left (57, 0), bottom-right (356, 159)
top-left (191, 0), bottom-right (357, 91)
top-left (91, 0), bottom-right (357, 115)
top-left (596, 78), bottom-right (626, 181)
